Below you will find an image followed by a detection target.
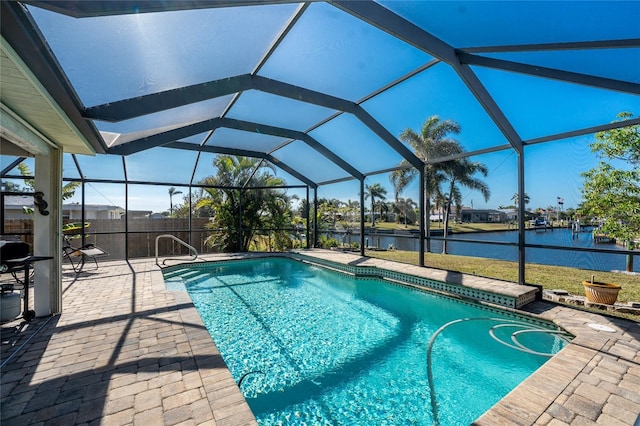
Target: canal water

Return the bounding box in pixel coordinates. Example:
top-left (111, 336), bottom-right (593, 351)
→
top-left (350, 228), bottom-right (638, 273)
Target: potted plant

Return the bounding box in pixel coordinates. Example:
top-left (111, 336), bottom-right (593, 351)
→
top-left (582, 275), bottom-right (621, 305)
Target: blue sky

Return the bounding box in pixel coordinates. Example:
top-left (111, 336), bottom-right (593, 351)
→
top-left (15, 2), bottom-right (640, 214)
top-left (48, 124), bottom-right (632, 216)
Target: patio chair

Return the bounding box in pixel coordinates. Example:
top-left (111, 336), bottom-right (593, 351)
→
top-left (63, 235), bottom-right (109, 273)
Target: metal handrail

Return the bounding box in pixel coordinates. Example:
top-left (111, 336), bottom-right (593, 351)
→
top-left (155, 234), bottom-right (198, 266)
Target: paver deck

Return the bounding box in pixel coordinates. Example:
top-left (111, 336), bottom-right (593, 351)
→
top-left (1, 249), bottom-right (639, 425)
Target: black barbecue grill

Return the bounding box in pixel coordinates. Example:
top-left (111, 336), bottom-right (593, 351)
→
top-left (1, 240), bottom-right (52, 321)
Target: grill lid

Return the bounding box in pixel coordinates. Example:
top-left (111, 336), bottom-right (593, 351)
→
top-left (0, 241), bottom-right (30, 261)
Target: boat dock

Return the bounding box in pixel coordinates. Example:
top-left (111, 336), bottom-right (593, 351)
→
top-left (594, 234), bottom-right (616, 244)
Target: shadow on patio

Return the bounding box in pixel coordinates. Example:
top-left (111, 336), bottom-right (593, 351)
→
top-left (2, 253), bottom-right (639, 425)
top-left (1, 259), bottom-right (256, 425)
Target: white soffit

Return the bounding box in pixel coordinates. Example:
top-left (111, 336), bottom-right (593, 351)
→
top-left (0, 35), bottom-right (95, 156)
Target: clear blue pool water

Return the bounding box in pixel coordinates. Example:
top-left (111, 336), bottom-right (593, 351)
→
top-left (166, 257), bottom-right (570, 425)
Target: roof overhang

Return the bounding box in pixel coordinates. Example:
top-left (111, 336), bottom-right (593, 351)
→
top-left (1, 1), bottom-right (106, 156)
top-left (0, 35), bottom-right (97, 156)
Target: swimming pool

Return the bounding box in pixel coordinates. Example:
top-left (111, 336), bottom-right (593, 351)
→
top-left (164, 256), bottom-right (571, 425)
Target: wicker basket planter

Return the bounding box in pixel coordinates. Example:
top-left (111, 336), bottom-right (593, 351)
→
top-left (582, 281), bottom-right (621, 305)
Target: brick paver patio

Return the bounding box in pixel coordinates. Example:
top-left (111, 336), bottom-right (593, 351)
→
top-left (1, 257), bottom-right (255, 425)
top-left (1, 250), bottom-right (639, 425)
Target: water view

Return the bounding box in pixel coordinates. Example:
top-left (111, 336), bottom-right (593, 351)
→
top-left (355, 228), bottom-right (638, 273)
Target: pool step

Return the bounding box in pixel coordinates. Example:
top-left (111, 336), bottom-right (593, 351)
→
top-left (162, 268), bottom-right (212, 291)
top-left (162, 267), bottom-right (194, 279)
top-left (162, 268), bottom-right (200, 292)
top-left (164, 268), bottom-right (202, 280)
top-left (163, 276), bottom-right (187, 292)
top-left (183, 272), bottom-right (211, 285)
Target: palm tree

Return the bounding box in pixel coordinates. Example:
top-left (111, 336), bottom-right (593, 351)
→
top-left (200, 156), bottom-right (288, 252)
top-left (364, 183), bottom-right (387, 226)
top-left (263, 192), bottom-right (295, 251)
top-left (335, 199), bottom-right (360, 245)
top-left (317, 198), bottom-right (345, 230)
top-left (377, 200), bottom-right (390, 222)
top-left (511, 192), bottom-right (530, 208)
top-left (432, 192), bottom-right (448, 227)
top-left (168, 187), bottom-right (183, 216)
top-left (510, 192), bottom-right (530, 227)
top-left (397, 116), bottom-right (464, 251)
top-left (394, 197), bottom-right (417, 227)
top-left (389, 168), bottom-right (412, 202)
top-left (18, 162), bottom-right (80, 201)
top-left (441, 158), bottom-right (490, 254)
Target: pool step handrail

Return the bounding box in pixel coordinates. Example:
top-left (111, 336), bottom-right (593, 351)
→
top-left (238, 370), bottom-right (265, 388)
top-left (425, 317), bottom-right (572, 425)
top-left (155, 234), bottom-right (198, 266)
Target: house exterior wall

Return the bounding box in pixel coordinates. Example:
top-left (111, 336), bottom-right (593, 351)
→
top-left (460, 209), bottom-right (507, 223)
top-left (63, 204), bottom-right (126, 220)
top-left (2, 195), bottom-right (34, 219)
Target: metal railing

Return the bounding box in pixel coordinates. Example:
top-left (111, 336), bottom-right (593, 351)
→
top-left (155, 234), bottom-right (198, 266)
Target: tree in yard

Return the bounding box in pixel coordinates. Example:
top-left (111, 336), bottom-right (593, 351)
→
top-left (171, 194), bottom-right (190, 218)
top-left (397, 116), bottom-right (464, 251)
top-left (440, 157), bottom-right (490, 254)
top-left (508, 192), bottom-right (530, 226)
top-left (364, 182), bottom-right (387, 227)
top-left (295, 198), bottom-right (311, 220)
top-left (18, 162), bottom-right (80, 200)
top-left (390, 168), bottom-right (414, 227)
top-left (510, 192), bottom-right (530, 208)
top-left (316, 198), bottom-right (345, 230)
top-left (1, 180), bottom-right (24, 192)
top-left (432, 192), bottom-right (448, 226)
top-left (168, 187), bottom-right (183, 216)
top-left (581, 112), bottom-right (639, 271)
top-left (394, 197), bottom-right (417, 227)
top-left (172, 188), bottom-right (214, 219)
top-left (336, 199), bottom-right (359, 227)
top-left (376, 200), bottom-right (390, 222)
top-left (263, 192), bottom-right (296, 252)
top-left (389, 168), bottom-right (412, 202)
top-left (17, 163), bottom-right (80, 214)
top-left (199, 156), bottom-right (291, 252)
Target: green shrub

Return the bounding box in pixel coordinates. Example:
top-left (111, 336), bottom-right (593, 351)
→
top-left (319, 236), bottom-right (339, 248)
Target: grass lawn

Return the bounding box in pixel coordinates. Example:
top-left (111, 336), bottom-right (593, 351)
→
top-left (369, 221), bottom-right (532, 233)
top-left (366, 248), bottom-right (640, 321)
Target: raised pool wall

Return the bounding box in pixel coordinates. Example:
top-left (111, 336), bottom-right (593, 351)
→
top-left (163, 249), bottom-right (539, 310)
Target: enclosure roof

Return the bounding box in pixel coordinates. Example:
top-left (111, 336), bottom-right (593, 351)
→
top-left (1, 1), bottom-right (639, 187)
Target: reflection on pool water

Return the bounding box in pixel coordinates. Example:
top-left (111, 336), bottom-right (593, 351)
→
top-left (165, 257), bottom-right (571, 425)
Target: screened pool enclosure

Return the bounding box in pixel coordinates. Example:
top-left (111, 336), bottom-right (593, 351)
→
top-left (1, 1), bottom-right (639, 316)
